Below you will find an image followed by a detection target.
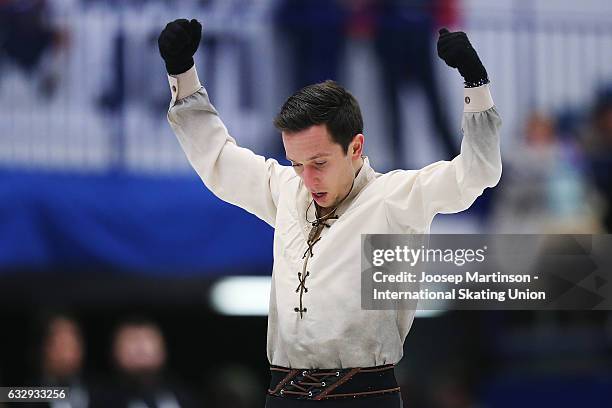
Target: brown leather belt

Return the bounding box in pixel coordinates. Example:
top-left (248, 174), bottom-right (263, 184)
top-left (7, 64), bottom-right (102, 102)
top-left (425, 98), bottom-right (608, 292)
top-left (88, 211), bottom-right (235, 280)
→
top-left (267, 364), bottom-right (400, 400)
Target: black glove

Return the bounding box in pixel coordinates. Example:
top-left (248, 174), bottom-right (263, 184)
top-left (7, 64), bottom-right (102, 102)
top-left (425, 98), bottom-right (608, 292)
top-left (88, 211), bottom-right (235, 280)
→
top-left (158, 18), bottom-right (202, 75)
top-left (437, 28), bottom-right (488, 87)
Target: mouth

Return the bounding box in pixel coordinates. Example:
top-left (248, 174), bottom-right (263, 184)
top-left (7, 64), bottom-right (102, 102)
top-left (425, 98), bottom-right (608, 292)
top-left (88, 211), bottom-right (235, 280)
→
top-left (311, 192), bottom-right (328, 201)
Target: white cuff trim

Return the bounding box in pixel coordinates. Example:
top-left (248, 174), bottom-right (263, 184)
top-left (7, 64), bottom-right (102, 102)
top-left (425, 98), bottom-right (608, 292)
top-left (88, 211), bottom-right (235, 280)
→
top-left (167, 65), bottom-right (202, 105)
top-left (464, 84), bottom-right (494, 112)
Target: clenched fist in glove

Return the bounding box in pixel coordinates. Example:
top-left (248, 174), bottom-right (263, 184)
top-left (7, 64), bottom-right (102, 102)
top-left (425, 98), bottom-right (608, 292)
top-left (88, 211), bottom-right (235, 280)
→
top-left (437, 28), bottom-right (489, 87)
top-left (158, 18), bottom-right (202, 75)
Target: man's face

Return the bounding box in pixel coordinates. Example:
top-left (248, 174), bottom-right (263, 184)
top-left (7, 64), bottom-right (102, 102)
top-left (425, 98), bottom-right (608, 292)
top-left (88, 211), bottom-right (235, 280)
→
top-left (43, 318), bottom-right (83, 378)
top-left (113, 325), bottom-right (166, 375)
top-left (282, 124), bottom-right (363, 208)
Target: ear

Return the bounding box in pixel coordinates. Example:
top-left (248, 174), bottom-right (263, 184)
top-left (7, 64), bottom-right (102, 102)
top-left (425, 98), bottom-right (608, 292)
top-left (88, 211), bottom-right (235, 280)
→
top-left (349, 134), bottom-right (364, 159)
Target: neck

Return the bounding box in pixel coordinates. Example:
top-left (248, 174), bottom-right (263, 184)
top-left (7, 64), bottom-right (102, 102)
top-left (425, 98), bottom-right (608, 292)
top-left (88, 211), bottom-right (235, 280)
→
top-left (316, 203), bottom-right (334, 218)
top-left (354, 156), bottom-right (364, 176)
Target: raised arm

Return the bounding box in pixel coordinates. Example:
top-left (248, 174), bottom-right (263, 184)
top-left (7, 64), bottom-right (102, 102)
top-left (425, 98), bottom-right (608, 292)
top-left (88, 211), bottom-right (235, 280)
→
top-left (384, 28), bottom-right (502, 228)
top-left (158, 19), bottom-right (294, 227)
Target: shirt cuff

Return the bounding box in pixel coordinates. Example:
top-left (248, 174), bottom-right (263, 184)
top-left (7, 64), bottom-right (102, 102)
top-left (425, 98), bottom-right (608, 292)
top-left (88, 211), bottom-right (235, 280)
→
top-left (463, 84), bottom-right (494, 113)
top-left (167, 65), bottom-right (202, 105)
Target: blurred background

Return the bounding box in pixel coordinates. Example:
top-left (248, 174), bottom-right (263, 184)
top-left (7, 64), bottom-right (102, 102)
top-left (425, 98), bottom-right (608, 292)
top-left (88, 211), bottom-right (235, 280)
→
top-left (1, 0), bottom-right (612, 406)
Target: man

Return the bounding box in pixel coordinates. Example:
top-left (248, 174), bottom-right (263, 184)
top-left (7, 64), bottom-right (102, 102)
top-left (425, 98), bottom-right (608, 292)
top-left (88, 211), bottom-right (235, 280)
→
top-left (97, 317), bottom-right (198, 408)
top-left (26, 312), bottom-right (92, 408)
top-left (158, 18), bottom-right (501, 407)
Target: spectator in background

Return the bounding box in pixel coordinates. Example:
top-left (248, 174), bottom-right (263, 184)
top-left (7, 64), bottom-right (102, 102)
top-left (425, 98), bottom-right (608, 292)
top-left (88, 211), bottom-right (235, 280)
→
top-left (26, 312), bottom-right (92, 408)
top-left (581, 89), bottom-right (612, 232)
top-left (0, 0), bottom-right (70, 99)
top-left (274, 0), bottom-right (347, 89)
top-left (275, 0), bottom-right (458, 168)
top-left (98, 317), bottom-right (198, 408)
top-left (373, 0), bottom-right (459, 167)
top-left (0, 0), bottom-right (54, 73)
top-left (491, 112), bottom-right (593, 233)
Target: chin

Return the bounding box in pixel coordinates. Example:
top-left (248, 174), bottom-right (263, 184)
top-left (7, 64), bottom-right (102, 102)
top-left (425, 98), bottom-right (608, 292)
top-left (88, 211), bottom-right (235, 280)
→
top-left (315, 195), bottom-right (332, 207)
top-left (322, 198), bottom-right (338, 208)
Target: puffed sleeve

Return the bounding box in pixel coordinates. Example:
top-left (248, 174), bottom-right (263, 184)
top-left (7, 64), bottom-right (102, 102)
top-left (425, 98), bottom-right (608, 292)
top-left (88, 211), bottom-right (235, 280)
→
top-left (384, 84), bottom-right (502, 227)
top-left (166, 66), bottom-right (295, 227)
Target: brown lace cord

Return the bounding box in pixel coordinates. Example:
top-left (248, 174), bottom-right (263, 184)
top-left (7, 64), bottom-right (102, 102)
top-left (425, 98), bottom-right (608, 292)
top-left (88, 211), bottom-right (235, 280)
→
top-left (312, 368), bottom-right (361, 400)
top-left (270, 364), bottom-right (397, 400)
top-left (268, 369), bottom-right (300, 395)
top-left (294, 268), bottom-right (309, 318)
top-left (279, 370), bottom-right (350, 398)
top-left (295, 271), bottom-right (309, 294)
top-left (294, 202), bottom-right (339, 318)
top-left (302, 217), bottom-right (337, 259)
top-left (323, 387), bottom-right (401, 399)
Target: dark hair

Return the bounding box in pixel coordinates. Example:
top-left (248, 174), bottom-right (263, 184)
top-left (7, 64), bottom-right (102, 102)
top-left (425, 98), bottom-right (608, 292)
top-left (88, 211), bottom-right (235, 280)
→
top-left (274, 80), bottom-right (364, 154)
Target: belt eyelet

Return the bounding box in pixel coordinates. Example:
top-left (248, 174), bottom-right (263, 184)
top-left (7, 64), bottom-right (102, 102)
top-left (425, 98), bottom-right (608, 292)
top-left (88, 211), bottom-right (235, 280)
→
top-left (280, 389), bottom-right (284, 395)
top-left (290, 380), bottom-right (294, 385)
top-left (302, 370), bottom-right (308, 376)
top-left (308, 391), bottom-right (313, 397)
top-left (321, 381), bottom-right (326, 387)
top-left (335, 371), bottom-right (340, 377)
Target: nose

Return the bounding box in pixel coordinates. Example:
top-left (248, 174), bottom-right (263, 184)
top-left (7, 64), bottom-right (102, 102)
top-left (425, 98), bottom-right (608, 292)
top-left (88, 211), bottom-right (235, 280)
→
top-left (302, 166), bottom-right (320, 191)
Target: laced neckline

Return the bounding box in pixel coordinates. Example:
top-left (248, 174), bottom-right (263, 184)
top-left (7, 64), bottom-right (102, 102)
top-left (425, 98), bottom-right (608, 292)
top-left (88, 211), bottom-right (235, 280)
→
top-left (304, 179), bottom-right (355, 226)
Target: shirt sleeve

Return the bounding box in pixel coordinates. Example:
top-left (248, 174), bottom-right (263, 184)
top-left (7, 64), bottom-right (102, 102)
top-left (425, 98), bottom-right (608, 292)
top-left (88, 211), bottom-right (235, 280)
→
top-left (384, 84), bottom-right (502, 227)
top-left (165, 66), bottom-right (295, 227)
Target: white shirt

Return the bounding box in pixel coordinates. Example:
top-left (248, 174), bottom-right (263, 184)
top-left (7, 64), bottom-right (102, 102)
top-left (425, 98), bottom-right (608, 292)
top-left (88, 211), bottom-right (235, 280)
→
top-left (166, 66), bottom-right (502, 369)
